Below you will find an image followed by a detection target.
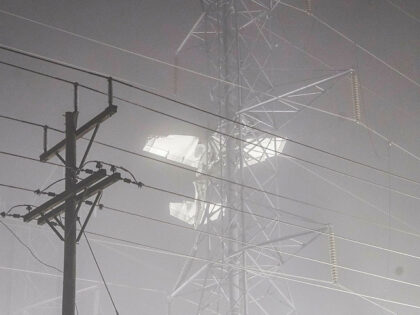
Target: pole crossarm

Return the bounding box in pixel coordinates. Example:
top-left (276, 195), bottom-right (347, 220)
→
top-left (37, 172), bottom-right (121, 225)
top-left (40, 105), bottom-right (117, 162)
top-left (23, 169), bottom-right (107, 222)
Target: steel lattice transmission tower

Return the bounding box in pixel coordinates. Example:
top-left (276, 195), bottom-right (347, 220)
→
top-left (168, 0), bottom-right (345, 314)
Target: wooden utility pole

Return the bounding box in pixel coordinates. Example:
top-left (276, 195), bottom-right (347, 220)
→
top-left (62, 111), bottom-right (77, 315)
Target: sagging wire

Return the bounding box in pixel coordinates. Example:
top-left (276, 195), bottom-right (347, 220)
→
top-left (82, 160), bottom-right (143, 188)
top-left (0, 219), bottom-right (61, 273)
top-left (79, 219), bottom-right (119, 315)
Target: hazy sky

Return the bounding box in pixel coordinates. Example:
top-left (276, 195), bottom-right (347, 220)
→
top-left (0, 0), bottom-right (419, 314)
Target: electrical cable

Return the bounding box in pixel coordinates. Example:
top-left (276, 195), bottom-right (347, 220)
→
top-left (2, 148), bottom-right (420, 243)
top-left (0, 217), bottom-right (81, 314)
top-left (0, 150), bottom-right (63, 167)
top-left (4, 146), bottom-right (420, 244)
top-left (84, 230), bottom-right (420, 310)
top-left (1, 63), bottom-right (419, 194)
top-left (0, 182), bottom-right (34, 193)
top-left (0, 219), bottom-right (61, 273)
top-left (3, 176), bottom-right (420, 264)
top-left (2, 119), bottom-right (420, 241)
top-left (0, 57), bottom-right (419, 188)
top-left (0, 59), bottom-right (74, 84)
top-left (6, 204), bottom-right (35, 214)
top-left (0, 114), bottom-right (62, 133)
top-left (79, 221), bottom-right (119, 315)
top-left (273, 1), bottom-right (420, 88)
top-left (101, 204), bottom-right (420, 291)
top-left (383, 0), bottom-right (420, 23)
top-left (3, 214), bottom-right (419, 310)
top-left (0, 6), bottom-right (418, 310)
top-left (2, 92), bottom-right (420, 204)
top-left (2, 105), bottom-right (419, 209)
top-left (40, 178), bottom-right (65, 192)
top-left (111, 94), bottom-right (420, 186)
top-left (140, 182), bottom-right (420, 260)
top-left (1, 46), bottom-right (419, 178)
top-left (1, 9), bottom-right (419, 166)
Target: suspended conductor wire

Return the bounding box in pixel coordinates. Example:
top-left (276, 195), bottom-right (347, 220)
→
top-left (40, 178), bottom-right (65, 193)
top-left (2, 216), bottom-right (418, 310)
top-left (81, 160), bottom-right (141, 186)
top-left (2, 146), bottom-right (420, 244)
top-left (84, 230), bottom-right (420, 310)
top-left (4, 216), bottom-right (419, 310)
top-left (0, 219), bottom-right (61, 273)
top-left (0, 58), bottom-right (419, 186)
top-left (80, 222), bottom-right (119, 315)
top-left (0, 14), bottom-right (419, 166)
top-left (4, 211), bottom-right (419, 310)
top-left (5, 179), bottom-right (420, 266)
top-left (1, 80), bottom-right (420, 193)
top-left (383, 0), bottom-right (420, 24)
top-left (101, 204), bottom-right (420, 291)
top-left (110, 94), bottom-right (420, 185)
top-left (5, 111), bottom-right (420, 224)
top-left (4, 111), bottom-right (420, 225)
top-left (0, 219), bottom-right (84, 315)
top-left (6, 197), bottom-right (420, 296)
top-left (272, 1), bottom-right (420, 88)
top-left (5, 204), bottom-right (35, 214)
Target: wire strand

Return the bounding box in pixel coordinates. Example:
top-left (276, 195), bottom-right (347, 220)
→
top-left (2, 148), bottom-right (420, 244)
top-left (80, 222), bottom-right (119, 314)
top-left (3, 145), bottom-right (420, 246)
top-left (1, 8), bottom-right (419, 166)
top-left (0, 219), bottom-right (61, 273)
top-left (3, 177), bottom-right (420, 263)
top-left (84, 230), bottom-right (420, 310)
top-left (101, 204), bottom-right (420, 291)
top-left (0, 57), bottom-right (419, 186)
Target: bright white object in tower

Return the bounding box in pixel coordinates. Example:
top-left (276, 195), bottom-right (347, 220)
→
top-left (143, 135), bottom-right (205, 168)
top-left (143, 134), bottom-right (285, 226)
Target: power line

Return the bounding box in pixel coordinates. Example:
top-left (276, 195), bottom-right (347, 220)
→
top-left (0, 45), bottom-right (420, 182)
top-left (112, 94), bottom-right (420, 187)
top-left (3, 215), bottom-right (420, 310)
top-left (0, 150), bottom-right (63, 167)
top-left (1, 9), bottom-right (419, 164)
top-left (3, 146), bottom-right (420, 243)
top-left (275, 1), bottom-right (420, 88)
top-left (1, 147), bottom-right (420, 243)
top-left (0, 182), bottom-right (34, 193)
top-left (1, 59), bottom-right (419, 190)
top-left (141, 183), bottom-right (420, 260)
top-left (80, 224), bottom-right (119, 315)
top-left (5, 204), bottom-right (34, 214)
top-left (2, 87), bottom-right (420, 199)
top-left (383, 0), bottom-right (420, 23)
top-left (101, 204), bottom-right (420, 291)
top-left (1, 55), bottom-right (419, 187)
top-left (2, 96), bottom-right (420, 209)
top-left (84, 230), bottom-right (420, 310)
top-left (0, 6), bottom-right (416, 312)
top-left (0, 219), bottom-right (61, 273)
top-left (3, 173), bottom-right (420, 264)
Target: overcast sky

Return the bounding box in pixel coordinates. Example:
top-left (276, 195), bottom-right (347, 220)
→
top-left (0, 0), bottom-right (419, 314)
